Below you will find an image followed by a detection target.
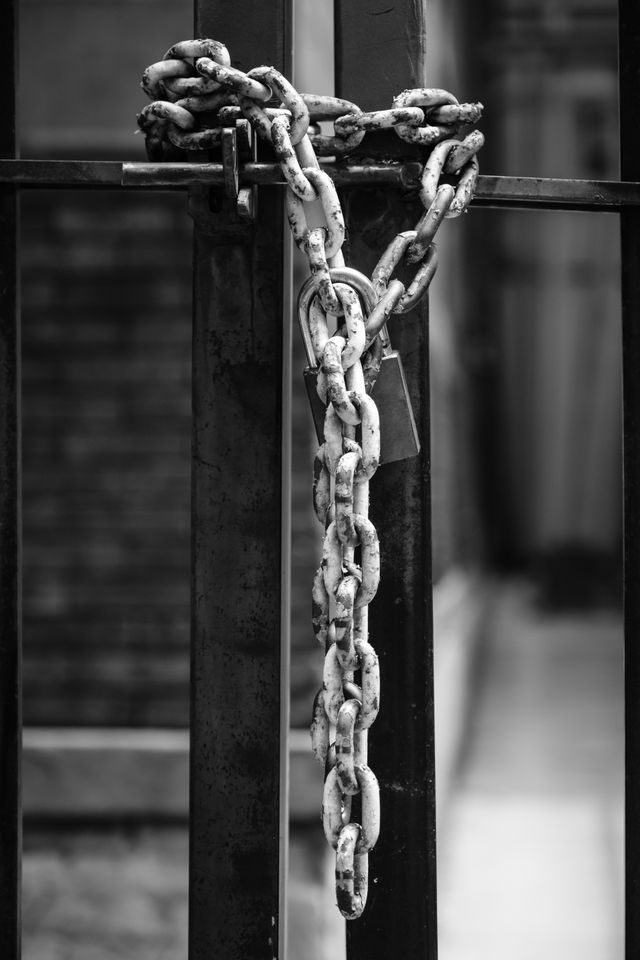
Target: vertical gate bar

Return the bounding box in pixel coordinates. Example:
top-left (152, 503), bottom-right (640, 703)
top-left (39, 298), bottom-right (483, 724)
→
top-left (0, 0), bottom-right (21, 956)
top-left (279, 208), bottom-right (293, 959)
top-left (619, 2), bottom-right (640, 956)
top-left (189, 3), bottom-right (292, 959)
top-left (335, 3), bottom-right (438, 958)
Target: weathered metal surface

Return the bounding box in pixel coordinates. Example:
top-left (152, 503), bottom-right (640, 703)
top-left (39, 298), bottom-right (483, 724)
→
top-left (137, 44), bottom-right (481, 165)
top-left (0, 159), bottom-right (420, 188)
top-left (0, 0), bottom-right (21, 955)
top-left (128, 161), bottom-right (421, 189)
top-left (264, 76), bottom-right (393, 911)
top-left (287, 168), bottom-right (345, 257)
top-left (2, 160), bottom-right (640, 211)
top-left (474, 174), bottom-right (640, 211)
top-left (619, 4), bottom-right (640, 958)
top-left (371, 230), bottom-right (438, 314)
top-left (189, 163), bottom-right (286, 960)
top-left (0, 159), bottom-right (124, 185)
top-left (335, 0), bottom-right (438, 955)
top-left (189, 2), bottom-right (291, 959)
top-left (305, 262), bottom-right (383, 915)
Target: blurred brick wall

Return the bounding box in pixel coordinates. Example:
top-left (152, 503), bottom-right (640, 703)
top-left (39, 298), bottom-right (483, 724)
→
top-left (21, 190), bottom-right (192, 725)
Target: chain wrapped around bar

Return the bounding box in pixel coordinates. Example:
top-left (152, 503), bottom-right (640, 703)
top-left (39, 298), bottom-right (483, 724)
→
top-left (138, 40), bottom-right (484, 921)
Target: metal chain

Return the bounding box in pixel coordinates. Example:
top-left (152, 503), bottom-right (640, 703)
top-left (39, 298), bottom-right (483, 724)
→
top-left (138, 40), bottom-right (484, 921)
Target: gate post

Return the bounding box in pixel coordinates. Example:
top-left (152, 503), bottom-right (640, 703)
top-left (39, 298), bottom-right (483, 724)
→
top-left (0, 0), bottom-right (21, 955)
top-left (619, 2), bottom-right (640, 957)
top-left (335, 3), bottom-right (438, 958)
top-left (189, 3), bottom-right (292, 958)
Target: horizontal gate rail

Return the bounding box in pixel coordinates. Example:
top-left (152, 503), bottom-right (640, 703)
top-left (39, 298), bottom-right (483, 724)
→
top-left (0, 160), bottom-right (639, 210)
top-left (188, 2), bottom-right (291, 959)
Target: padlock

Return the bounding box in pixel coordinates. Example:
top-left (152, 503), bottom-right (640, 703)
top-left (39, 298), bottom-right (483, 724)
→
top-left (298, 269), bottom-right (421, 464)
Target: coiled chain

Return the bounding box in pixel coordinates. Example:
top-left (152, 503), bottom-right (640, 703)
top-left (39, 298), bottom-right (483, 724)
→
top-left (138, 39), bottom-right (484, 920)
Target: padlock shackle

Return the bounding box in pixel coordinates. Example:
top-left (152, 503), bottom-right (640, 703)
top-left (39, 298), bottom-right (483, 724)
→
top-left (297, 267), bottom-right (378, 368)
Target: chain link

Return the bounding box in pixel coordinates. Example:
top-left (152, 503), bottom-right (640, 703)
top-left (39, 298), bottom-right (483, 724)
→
top-left (139, 39), bottom-right (484, 921)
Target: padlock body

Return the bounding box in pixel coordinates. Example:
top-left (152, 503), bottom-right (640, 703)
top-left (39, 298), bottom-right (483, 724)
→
top-left (371, 350), bottom-right (421, 463)
top-left (304, 367), bottom-right (329, 445)
top-left (303, 351), bottom-right (420, 464)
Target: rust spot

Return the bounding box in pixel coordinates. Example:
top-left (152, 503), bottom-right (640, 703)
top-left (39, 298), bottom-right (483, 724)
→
top-left (336, 886), bottom-right (354, 916)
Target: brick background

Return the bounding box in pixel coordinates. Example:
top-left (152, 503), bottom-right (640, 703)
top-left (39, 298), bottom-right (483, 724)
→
top-left (22, 190), bottom-right (192, 725)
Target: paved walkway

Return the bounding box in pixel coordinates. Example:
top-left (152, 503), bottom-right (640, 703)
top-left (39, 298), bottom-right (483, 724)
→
top-left (438, 582), bottom-right (624, 960)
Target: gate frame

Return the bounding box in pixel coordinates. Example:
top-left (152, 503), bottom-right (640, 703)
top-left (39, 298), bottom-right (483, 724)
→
top-left (188, 2), bottom-right (291, 956)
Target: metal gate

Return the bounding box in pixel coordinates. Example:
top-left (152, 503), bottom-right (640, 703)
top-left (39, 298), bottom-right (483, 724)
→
top-left (0, 0), bottom-right (638, 957)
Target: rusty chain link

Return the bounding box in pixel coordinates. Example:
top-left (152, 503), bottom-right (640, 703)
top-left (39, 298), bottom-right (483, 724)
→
top-left (138, 39), bottom-right (483, 921)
